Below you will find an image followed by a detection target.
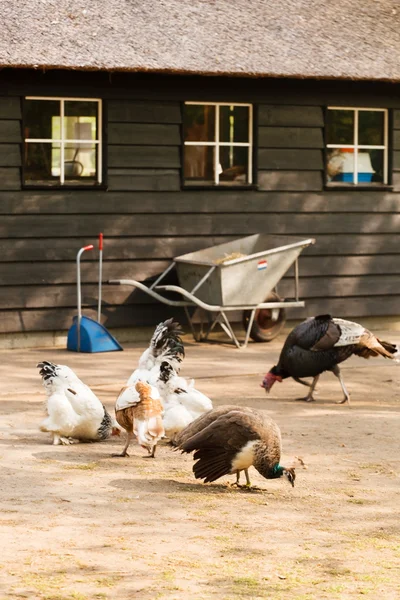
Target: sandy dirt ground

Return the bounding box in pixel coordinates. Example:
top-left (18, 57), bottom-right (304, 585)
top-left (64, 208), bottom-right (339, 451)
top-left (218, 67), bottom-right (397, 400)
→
top-left (0, 332), bottom-right (400, 600)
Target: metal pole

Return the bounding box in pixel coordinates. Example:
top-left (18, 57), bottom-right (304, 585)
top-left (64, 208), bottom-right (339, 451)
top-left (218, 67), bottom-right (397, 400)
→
top-left (98, 233), bottom-right (103, 323)
top-left (76, 244), bottom-right (94, 352)
top-left (294, 258), bottom-right (299, 302)
top-left (190, 266), bottom-right (216, 295)
top-left (149, 262), bottom-right (176, 290)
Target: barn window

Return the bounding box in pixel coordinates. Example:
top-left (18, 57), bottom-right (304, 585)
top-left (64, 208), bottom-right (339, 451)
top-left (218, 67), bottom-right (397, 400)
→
top-left (326, 107), bottom-right (388, 185)
top-left (183, 102), bottom-right (253, 186)
top-left (23, 97), bottom-right (102, 186)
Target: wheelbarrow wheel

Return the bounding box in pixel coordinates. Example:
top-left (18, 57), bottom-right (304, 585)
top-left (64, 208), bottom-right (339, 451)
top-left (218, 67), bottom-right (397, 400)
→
top-left (242, 292), bottom-right (286, 343)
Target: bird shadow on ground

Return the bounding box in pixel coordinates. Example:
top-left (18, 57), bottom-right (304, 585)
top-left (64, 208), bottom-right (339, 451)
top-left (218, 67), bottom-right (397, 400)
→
top-left (32, 445), bottom-right (123, 463)
top-left (109, 476), bottom-right (268, 495)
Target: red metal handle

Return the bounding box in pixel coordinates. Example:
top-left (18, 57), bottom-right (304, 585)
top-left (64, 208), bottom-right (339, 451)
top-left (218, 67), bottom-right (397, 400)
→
top-left (99, 233), bottom-right (103, 251)
top-left (83, 245), bottom-right (94, 251)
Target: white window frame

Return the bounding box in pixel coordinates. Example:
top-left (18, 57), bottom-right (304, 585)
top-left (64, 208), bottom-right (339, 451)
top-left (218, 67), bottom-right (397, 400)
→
top-left (184, 101), bottom-right (253, 185)
top-left (24, 96), bottom-right (102, 185)
top-left (326, 107), bottom-right (388, 185)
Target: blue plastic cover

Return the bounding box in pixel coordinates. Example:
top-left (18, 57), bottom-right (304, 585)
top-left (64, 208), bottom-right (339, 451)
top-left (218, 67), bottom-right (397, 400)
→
top-left (67, 316), bottom-right (123, 353)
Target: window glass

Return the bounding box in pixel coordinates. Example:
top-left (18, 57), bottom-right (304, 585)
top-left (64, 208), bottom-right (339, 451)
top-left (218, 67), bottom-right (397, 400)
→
top-left (64, 101), bottom-right (98, 141)
top-left (65, 143), bottom-right (97, 181)
top-left (184, 103), bottom-right (252, 186)
top-left (358, 111), bottom-right (384, 145)
top-left (219, 105), bottom-right (249, 143)
top-left (24, 142), bottom-right (60, 184)
top-left (325, 109), bottom-right (354, 145)
top-left (219, 146), bottom-right (248, 184)
top-left (361, 149), bottom-right (384, 183)
top-left (326, 108), bottom-right (387, 185)
top-left (25, 100), bottom-right (60, 140)
top-left (184, 105), bottom-right (215, 142)
top-left (23, 98), bottom-right (101, 186)
top-left (184, 145), bottom-right (214, 185)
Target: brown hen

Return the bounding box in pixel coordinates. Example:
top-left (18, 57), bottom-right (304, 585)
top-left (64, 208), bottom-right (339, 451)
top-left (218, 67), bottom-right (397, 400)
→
top-left (114, 381), bottom-right (164, 458)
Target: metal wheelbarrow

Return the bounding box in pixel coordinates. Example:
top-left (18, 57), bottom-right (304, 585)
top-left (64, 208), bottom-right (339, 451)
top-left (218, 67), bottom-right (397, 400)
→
top-left (109, 234), bottom-right (315, 348)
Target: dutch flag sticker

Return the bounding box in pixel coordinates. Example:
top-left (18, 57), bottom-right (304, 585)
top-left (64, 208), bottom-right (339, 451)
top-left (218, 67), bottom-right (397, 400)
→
top-left (257, 259), bottom-right (268, 271)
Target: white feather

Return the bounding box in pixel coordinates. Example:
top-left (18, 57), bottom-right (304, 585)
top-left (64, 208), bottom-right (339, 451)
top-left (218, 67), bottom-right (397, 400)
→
top-left (160, 373), bottom-right (213, 418)
top-left (162, 404), bottom-right (193, 439)
top-left (126, 320), bottom-right (183, 385)
top-left (116, 383), bottom-right (160, 412)
top-left (39, 363), bottom-right (109, 442)
top-left (134, 419), bottom-right (153, 447)
top-left (126, 364), bottom-right (161, 387)
top-left (40, 391), bottom-right (79, 436)
top-left (332, 318), bottom-right (366, 347)
top-left (157, 371), bottom-right (213, 439)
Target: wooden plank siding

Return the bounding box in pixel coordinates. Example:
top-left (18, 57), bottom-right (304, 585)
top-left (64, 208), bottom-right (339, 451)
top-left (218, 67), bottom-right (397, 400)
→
top-left (258, 105), bottom-right (324, 193)
top-left (0, 97), bottom-right (22, 191)
top-left (107, 101), bottom-right (181, 192)
top-left (1, 69), bottom-right (400, 334)
top-left (392, 109), bottom-right (400, 191)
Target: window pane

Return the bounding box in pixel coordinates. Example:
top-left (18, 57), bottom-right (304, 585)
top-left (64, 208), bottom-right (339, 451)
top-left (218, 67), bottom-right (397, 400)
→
top-left (358, 150), bottom-right (383, 183)
top-left (326, 148), bottom-right (354, 183)
top-left (219, 146), bottom-right (248, 184)
top-left (65, 144), bottom-right (97, 180)
top-left (219, 106), bottom-right (249, 143)
top-left (326, 110), bottom-right (354, 145)
top-left (184, 145), bottom-right (214, 184)
top-left (64, 101), bottom-right (98, 141)
top-left (358, 111), bottom-right (384, 146)
top-left (184, 105), bottom-right (215, 142)
top-left (326, 149), bottom-right (384, 184)
top-left (24, 142), bottom-right (60, 184)
top-left (25, 100), bottom-right (60, 140)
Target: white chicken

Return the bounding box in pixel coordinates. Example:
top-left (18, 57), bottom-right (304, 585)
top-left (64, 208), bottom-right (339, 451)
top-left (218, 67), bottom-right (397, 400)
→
top-left (127, 318), bottom-right (185, 386)
top-left (123, 318), bottom-right (212, 442)
top-left (37, 361), bottom-right (121, 445)
top-left (156, 362), bottom-right (213, 442)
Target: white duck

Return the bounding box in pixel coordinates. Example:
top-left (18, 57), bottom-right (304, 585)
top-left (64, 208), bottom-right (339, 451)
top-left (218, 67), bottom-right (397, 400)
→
top-left (37, 361), bottom-right (120, 445)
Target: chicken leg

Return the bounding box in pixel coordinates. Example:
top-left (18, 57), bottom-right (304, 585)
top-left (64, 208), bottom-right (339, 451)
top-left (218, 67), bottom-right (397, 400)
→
top-left (112, 431), bottom-right (133, 457)
top-left (332, 365), bottom-right (350, 405)
top-left (144, 444), bottom-right (157, 458)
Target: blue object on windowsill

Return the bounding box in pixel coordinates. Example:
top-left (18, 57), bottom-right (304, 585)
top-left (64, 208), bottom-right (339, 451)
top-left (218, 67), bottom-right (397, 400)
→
top-left (333, 173), bottom-right (373, 183)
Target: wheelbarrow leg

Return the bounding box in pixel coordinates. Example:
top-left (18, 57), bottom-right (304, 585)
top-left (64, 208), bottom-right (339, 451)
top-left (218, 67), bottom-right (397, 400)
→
top-left (220, 311), bottom-right (242, 349)
top-left (200, 309), bottom-right (210, 340)
top-left (243, 309), bottom-right (257, 349)
top-left (183, 306), bottom-right (199, 342)
top-left (202, 311), bottom-right (242, 348)
top-left (202, 314), bottom-right (217, 340)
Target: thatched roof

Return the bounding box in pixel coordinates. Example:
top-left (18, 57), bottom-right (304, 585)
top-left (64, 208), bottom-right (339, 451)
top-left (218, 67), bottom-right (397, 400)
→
top-left (1, 0), bottom-right (400, 82)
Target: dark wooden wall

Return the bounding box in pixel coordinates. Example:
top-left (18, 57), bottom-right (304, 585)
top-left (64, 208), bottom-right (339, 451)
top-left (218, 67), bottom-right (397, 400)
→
top-left (1, 69), bottom-right (400, 334)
